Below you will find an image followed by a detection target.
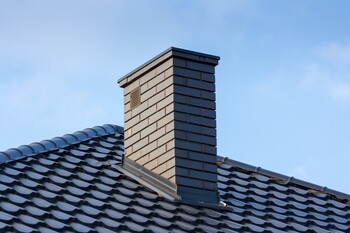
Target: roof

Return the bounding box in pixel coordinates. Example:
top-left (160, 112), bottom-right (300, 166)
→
top-left (0, 125), bottom-right (349, 232)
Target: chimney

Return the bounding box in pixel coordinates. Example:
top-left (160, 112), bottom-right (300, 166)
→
top-left (118, 47), bottom-right (220, 205)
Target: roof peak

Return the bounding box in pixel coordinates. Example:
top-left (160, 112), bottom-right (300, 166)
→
top-left (0, 124), bottom-right (123, 164)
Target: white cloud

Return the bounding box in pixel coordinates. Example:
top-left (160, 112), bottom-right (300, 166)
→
top-left (302, 42), bottom-right (350, 103)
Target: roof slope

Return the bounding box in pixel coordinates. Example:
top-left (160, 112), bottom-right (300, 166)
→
top-left (0, 125), bottom-right (349, 232)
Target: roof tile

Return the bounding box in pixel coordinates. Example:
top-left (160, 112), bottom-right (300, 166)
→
top-left (0, 124), bottom-right (349, 232)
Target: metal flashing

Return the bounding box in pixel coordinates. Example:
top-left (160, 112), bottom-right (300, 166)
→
top-left (115, 157), bottom-right (180, 202)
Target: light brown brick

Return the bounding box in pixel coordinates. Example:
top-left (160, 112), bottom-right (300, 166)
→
top-left (140, 123), bottom-right (157, 139)
top-left (148, 91), bottom-right (165, 107)
top-left (140, 105), bottom-right (157, 121)
top-left (141, 86), bottom-right (156, 102)
top-left (149, 145), bottom-right (166, 161)
top-left (156, 94), bottom-right (173, 111)
top-left (148, 109), bottom-right (165, 125)
top-left (149, 126), bottom-right (166, 143)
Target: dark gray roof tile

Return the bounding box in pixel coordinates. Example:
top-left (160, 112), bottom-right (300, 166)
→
top-left (90, 190), bottom-right (109, 201)
top-left (125, 221), bottom-right (146, 232)
top-left (80, 205), bottom-right (101, 216)
top-left (0, 124), bottom-right (349, 232)
top-left (13, 222), bottom-right (37, 233)
top-left (45, 219), bottom-right (67, 230)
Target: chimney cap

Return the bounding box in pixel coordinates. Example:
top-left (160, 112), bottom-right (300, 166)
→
top-left (118, 47), bottom-right (220, 87)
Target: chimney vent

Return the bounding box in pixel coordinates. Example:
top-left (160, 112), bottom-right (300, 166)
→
top-left (118, 47), bottom-right (220, 205)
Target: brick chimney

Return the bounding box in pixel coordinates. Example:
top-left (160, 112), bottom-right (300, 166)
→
top-left (118, 47), bottom-right (219, 204)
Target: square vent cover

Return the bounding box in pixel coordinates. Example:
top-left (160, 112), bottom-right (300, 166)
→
top-left (130, 86), bottom-right (141, 110)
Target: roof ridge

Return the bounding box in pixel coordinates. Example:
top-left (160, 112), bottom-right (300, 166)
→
top-left (0, 124), bottom-right (124, 164)
top-left (217, 155), bottom-right (350, 201)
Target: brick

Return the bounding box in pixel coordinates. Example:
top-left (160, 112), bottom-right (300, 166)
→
top-left (174, 102), bottom-right (215, 119)
top-left (176, 158), bottom-right (217, 174)
top-left (140, 105), bottom-right (157, 121)
top-left (173, 75), bottom-right (215, 92)
top-left (124, 79), bottom-right (140, 95)
top-left (203, 162), bottom-right (217, 173)
top-left (132, 137), bottom-right (148, 153)
top-left (152, 162), bottom-right (167, 175)
top-left (140, 123), bottom-right (157, 139)
top-left (156, 131), bottom-right (173, 147)
top-left (131, 101), bottom-right (148, 118)
top-left (177, 186), bottom-right (218, 204)
top-left (165, 122), bottom-right (174, 133)
top-left (202, 144), bottom-right (217, 155)
top-left (188, 114), bottom-right (216, 128)
top-left (140, 86), bottom-right (156, 102)
top-left (125, 147), bottom-right (133, 157)
top-left (173, 112), bottom-right (189, 123)
top-left (124, 102), bottom-right (130, 113)
top-left (157, 151), bottom-right (174, 166)
top-left (188, 151), bottom-right (216, 163)
top-left (136, 154), bottom-right (149, 166)
top-left (176, 176), bottom-right (203, 189)
top-left (157, 114), bottom-right (174, 129)
top-left (145, 158), bottom-right (159, 171)
top-left (156, 94), bottom-right (173, 111)
top-left (155, 58), bottom-right (173, 75)
top-left (203, 181), bottom-right (217, 191)
top-left (131, 118), bottom-right (149, 135)
top-left (128, 149), bottom-right (141, 161)
top-left (174, 94), bottom-right (215, 110)
top-left (175, 140), bottom-right (202, 153)
top-left (201, 72), bottom-right (215, 83)
top-left (188, 133), bottom-right (216, 146)
top-left (124, 111), bottom-right (132, 123)
top-left (148, 109), bottom-right (165, 125)
top-left (124, 93), bottom-right (130, 104)
top-left (165, 104), bottom-right (174, 115)
top-left (174, 84), bottom-right (202, 99)
top-left (187, 170), bottom-right (217, 182)
top-left (149, 126), bottom-right (166, 143)
top-left (164, 67), bottom-right (174, 78)
top-left (148, 91), bottom-right (165, 107)
top-left (124, 115), bottom-right (140, 131)
top-left (156, 76), bottom-right (173, 92)
top-left (166, 141), bottom-right (175, 151)
top-left (139, 69), bottom-right (156, 85)
top-left (173, 67), bottom-right (201, 80)
top-left (166, 157), bottom-right (176, 169)
top-left (160, 167), bottom-right (176, 179)
top-left (140, 140), bottom-right (158, 155)
top-left (201, 90), bottom-right (215, 101)
top-left (186, 61), bottom-right (215, 73)
top-left (173, 58), bottom-right (187, 68)
top-left (149, 145), bottom-right (166, 161)
top-left (174, 121), bottom-right (216, 137)
top-left (125, 132), bottom-right (140, 148)
top-left (148, 72), bottom-right (165, 89)
top-left (169, 176), bottom-right (176, 184)
top-left (164, 85), bottom-right (174, 97)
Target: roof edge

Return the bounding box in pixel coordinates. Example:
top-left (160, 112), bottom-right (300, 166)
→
top-left (0, 124), bottom-right (124, 164)
top-left (217, 156), bottom-right (350, 201)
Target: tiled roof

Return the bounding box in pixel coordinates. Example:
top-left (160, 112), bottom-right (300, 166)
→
top-left (0, 125), bottom-right (349, 232)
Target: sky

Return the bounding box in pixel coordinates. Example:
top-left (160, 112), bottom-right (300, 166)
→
top-left (1, 1), bottom-right (350, 194)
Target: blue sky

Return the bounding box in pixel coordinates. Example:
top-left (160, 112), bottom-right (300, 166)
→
top-left (1, 1), bottom-right (350, 194)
